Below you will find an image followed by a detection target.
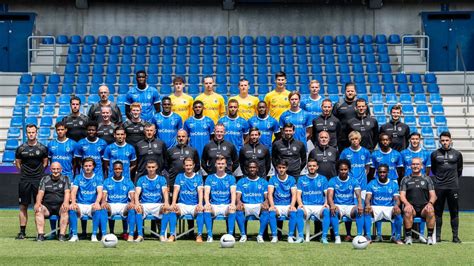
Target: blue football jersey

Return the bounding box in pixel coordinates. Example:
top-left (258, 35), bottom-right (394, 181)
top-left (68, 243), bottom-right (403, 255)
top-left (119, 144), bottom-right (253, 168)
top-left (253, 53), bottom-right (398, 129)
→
top-left (269, 175), bottom-right (297, 206)
top-left (75, 138), bottom-right (108, 178)
top-left (103, 176), bottom-right (135, 204)
top-left (136, 175), bottom-right (167, 203)
top-left (205, 173), bottom-right (236, 205)
top-left (328, 176), bottom-right (360, 205)
top-left (366, 179), bottom-right (399, 207)
top-left (300, 96), bottom-right (324, 118)
top-left (400, 148), bottom-right (432, 176)
top-left (371, 149), bottom-right (404, 181)
top-left (48, 138), bottom-right (77, 179)
top-left (73, 173), bottom-right (103, 205)
top-left (183, 116), bottom-right (215, 158)
top-left (153, 112), bottom-right (183, 149)
top-left (236, 177), bottom-right (268, 204)
top-left (340, 147), bottom-right (372, 190)
top-left (125, 85), bottom-right (161, 122)
top-left (218, 116), bottom-right (249, 154)
top-left (175, 173), bottom-right (204, 205)
top-left (247, 115), bottom-right (280, 153)
top-left (103, 143), bottom-right (137, 180)
top-left (279, 109), bottom-right (312, 147)
top-left (297, 174), bottom-right (328, 205)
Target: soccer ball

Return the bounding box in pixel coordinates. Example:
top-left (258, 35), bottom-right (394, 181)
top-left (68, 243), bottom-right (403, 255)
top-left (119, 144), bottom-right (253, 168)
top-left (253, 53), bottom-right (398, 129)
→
top-left (102, 234), bottom-right (118, 248)
top-left (220, 234), bottom-right (235, 248)
top-left (352, 236), bottom-right (369, 250)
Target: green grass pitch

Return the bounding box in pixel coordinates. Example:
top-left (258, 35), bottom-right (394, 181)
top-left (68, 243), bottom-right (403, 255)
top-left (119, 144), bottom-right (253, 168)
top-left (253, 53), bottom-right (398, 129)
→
top-left (0, 210), bottom-right (472, 265)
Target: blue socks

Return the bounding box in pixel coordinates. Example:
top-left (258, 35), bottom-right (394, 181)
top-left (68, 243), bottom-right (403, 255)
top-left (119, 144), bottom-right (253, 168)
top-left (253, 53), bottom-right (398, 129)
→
top-left (99, 210), bottom-right (108, 236)
top-left (296, 209), bottom-right (305, 238)
top-left (288, 211), bottom-right (297, 238)
top-left (69, 210), bottom-right (78, 236)
top-left (330, 212), bottom-right (340, 236)
top-left (236, 211), bottom-right (246, 236)
top-left (393, 214), bottom-right (403, 240)
top-left (227, 212), bottom-right (236, 235)
top-left (196, 212), bottom-right (204, 236)
top-left (364, 214), bottom-right (373, 240)
top-left (127, 210), bottom-right (136, 235)
top-left (160, 213), bottom-right (170, 236)
top-left (258, 211), bottom-right (269, 236)
top-left (269, 210), bottom-right (277, 236)
top-left (203, 212), bottom-right (213, 237)
top-left (92, 210), bottom-right (101, 235)
top-left (321, 208), bottom-right (330, 239)
top-left (376, 221), bottom-right (382, 237)
top-left (355, 213), bottom-right (364, 236)
top-left (136, 213), bottom-right (143, 236)
top-left (168, 213), bottom-right (177, 236)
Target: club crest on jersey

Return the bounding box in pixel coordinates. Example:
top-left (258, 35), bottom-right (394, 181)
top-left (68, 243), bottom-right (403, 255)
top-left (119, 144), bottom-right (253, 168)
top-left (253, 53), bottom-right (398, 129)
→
top-left (185, 150), bottom-right (190, 155)
top-left (449, 155), bottom-right (453, 159)
top-left (292, 146), bottom-right (297, 151)
top-left (258, 185), bottom-right (262, 189)
top-left (51, 146), bottom-right (57, 151)
top-left (361, 155), bottom-right (365, 160)
top-left (193, 182), bottom-right (198, 187)
top-left (330, 122), bottom-right (334, 126)
top-left (59, 183), bottom-right (63, 188)
top-left (156, 183), bottom-right (161, 189)
top-left (391, 158), bottom-right (395, 162)
top-left (109, 129), bottom-right (114, 134)
top-left (388, 188), bottom-right (393, 193)
top-left (257, 149), bottom-right (262, 154)
top-left (349, 185), bottom-right (353, 190)
top-left (147, 95), bottom-right (151, 100)
top-left (421, 181), bottom-right (425, 186)
top-left (36, 150), bottom-right (40, 155)
top-left (398, 127), bottom-right (402, 131)
top-left (223, 146), bottom-right (227, 151)
top-left (328, 152), bottom-right (332, 156)
top-left (140, 127), bottom-right (144, 131)
top-left (153, 144), bottom-right (158, 148)
top-left (366, 121), bottom-right (371, 126)
top-left (214, 100), bottom-right (218, 103)
top-left (66, 147), bottom-right (71, 152)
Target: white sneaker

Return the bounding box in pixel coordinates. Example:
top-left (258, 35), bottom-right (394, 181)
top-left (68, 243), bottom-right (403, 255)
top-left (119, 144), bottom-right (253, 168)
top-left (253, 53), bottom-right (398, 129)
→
top-left (287, 236), bottom-right (295, 243)
top-left (419, 236), bottom-right (427, 244)
top-left (271, 236), bottom-right (278, 243)
top-left (239, 235), bottom-right (247, 243)
top-left (427, 236), bottom-right (434, 245)
top-left (295, 237), bottom-right (304, 243)
top-left (91, 235), bottom-right (99, 242)
top-left (69, 235), bottom-right (79, 242)
top-left (335, 236), bottom-right (341, 244)
top-left (207, 236), bottom-right (213, 243)
top-left (256, 235), bottom-right (264, 243)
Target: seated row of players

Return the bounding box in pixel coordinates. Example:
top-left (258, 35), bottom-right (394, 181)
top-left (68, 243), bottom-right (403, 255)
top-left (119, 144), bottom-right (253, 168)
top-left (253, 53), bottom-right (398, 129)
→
top-left (34, 153), bottom-right (436, 244)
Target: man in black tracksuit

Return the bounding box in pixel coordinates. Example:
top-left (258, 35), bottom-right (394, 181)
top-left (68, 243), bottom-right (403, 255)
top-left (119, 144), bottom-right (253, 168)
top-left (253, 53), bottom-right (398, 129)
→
top-left (166, 129), bottom-right (200, 187)
top-left (239, 128), bottom-right (271, 178)
top-left (201, 124), bottom-right (239, 175)
top-left (271, 123), bottom-right (306, 178)
top-left (346, 99), bottom-right (379, 152)
top-left (431, 131), bottom-right (463, 243)
top-left (332, 83), bottom-right (358, 151)
top-left (308, 130), bottom-right (338, 179)
top-left (379, 105), bottom-right (410, 152)
top-left (312, 99), bottom-right (341, 149)
top-left (135, 123), bottom-right (167, 181)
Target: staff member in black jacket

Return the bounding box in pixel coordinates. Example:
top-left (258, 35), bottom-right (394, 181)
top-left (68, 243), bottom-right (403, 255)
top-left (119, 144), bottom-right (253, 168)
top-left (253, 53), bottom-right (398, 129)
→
top-left (239, 128), bottom-right (271, 178)
top-left (431, 131), bottom-right (463, 243)
top-left (379, 105), bottom-right (410, 152)
top-left (272, 123), bottom-right (306, 178)
top-left (308, 130), bottom-right (338, 180)
top-left (312, 99), bottom-right (341, 149)
top-left (332, 83), bottom-right (358, 151)
top-left (346, 99), bottom-right (379, 152)
top-left (201, 123), bottom-right (239, 175)
top-left (167, 129), bottom-right (200, 187)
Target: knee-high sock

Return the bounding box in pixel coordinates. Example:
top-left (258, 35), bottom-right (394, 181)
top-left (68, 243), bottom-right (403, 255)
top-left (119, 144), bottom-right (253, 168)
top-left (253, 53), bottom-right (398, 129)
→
top-left (355, 214), bottom-right (364, 236)
top-left (160, 213), bottom-right (169, 236)
top-left (288, 211), bottom-right (297, 238)
top-left (109, 220), bottom-right (115, 234)
top-left (100, 210), bottom-right (108, 235)
top-left (92, 211), bottom-right (101, 235)
top-left (376, 221), bottom-right (382, 236)
top-left (203, 212), bottom-right (213, 237)
top-left (81, 219), bottom-right (87, 235)
top-left (269, 210), bottom-right (277, 236)
top-left (321, 209), bottom-right (331, 239)
top-left (136, 213), bottom-right (143, 236)
top-left (330, 212), bottom-right (340, 237)
top-left (259, 211), bottom-right (269, 236)
top-left (196, 212), bottom-right (204, 235)
top-left (127, 210), bottom-right (136, 235)
top-left (69, 210), bottom-right (78, 236)
top-left (236, 211), bottom-right (246, 236)
top-left (168, 213), bottom-right (177, 236)
top-left (364, 214), bottom-right (373, 240)
top-left (50, 219), bottom-right (57, 235)
top-left (228, 212), bottom-right (236, 235)
top-left (393, 214), bottom-right (403, 240)
top-left (345, 221), bottom-right (352, 236)
top-left (295, 209), bottom-right (305, 238)
top-left (122, 220), bottom-right (128, 234)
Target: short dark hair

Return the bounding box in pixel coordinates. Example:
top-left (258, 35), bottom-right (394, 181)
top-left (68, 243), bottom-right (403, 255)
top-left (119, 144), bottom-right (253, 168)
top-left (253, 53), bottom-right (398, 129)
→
top-left (114, 126), bottom-right (126, 134)
top-left (379, 132), bottom-right (391, 141)
top-left (113, 160), bottom-right (124, 168)
top-left (336, 159), bottom-right (351, 171)
top-left (182, 157), bottom-right (195, 165)
top-left (173, 76), bottom-right (185, 84)
top-left (275, 71), bottom-right (286, 79)
top-left (345, 82), bottom-right (355, 90)
top-left (193, 100), bottom-right (204, 107)
top-left (283, 122), bottom-right (295, 130)
top-left (26, 124), bottom-right (37, 131)
top-left (307, 158), bottom-right (318, 165)
top-left (228, 98), bottom-right (239, 105)
top-left (248, 127), bottom-right (260, 135)
top-left (246, 159), bottom-right (259, 169)
top-left (86, 120), bottom-right (99, 129)
top-left (136, 70), bottom-right (147, 76)
top-left (356, 98), bottom-right (367, 105)
top-left (55, 121), bottom-right (66, 129)
top-left (277, 160), bottom-right (289, 167)
top-left (439, 131), bottom-right (451, 139)
top-left (70, 95), bottom-right (81, 105)
top-left (239, 78), bottom-right (249, 85)
top-left (378, 164), bottom-right (389, 171)
top-left (83, 157), bottom-right (96, 167)
top-left (162, 96), bottom-right (171, 103)
top-left (409, 132), bottom-right (421, 138)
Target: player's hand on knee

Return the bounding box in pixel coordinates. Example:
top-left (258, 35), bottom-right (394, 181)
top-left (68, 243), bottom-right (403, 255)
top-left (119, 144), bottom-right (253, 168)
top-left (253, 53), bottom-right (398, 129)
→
top-left (357, 204), bottom-right (363, 215)
top-left (135, 205), bottom-right (143, 214)
top-left (403, 204), bottom-right (414, 215)
top-left (61, 203), bottom-right (70, 212)
top-left (229, 204), bottom-right (236, 212)
top-left (195, 205), bottom-right (204, 213)
top-left (364, 205), bottom-right (372, 215)
top-left (34, 203), bottom-right (42, 213)
top-left (69, 203), bottom-right (78, 211)
top-left (127, 203), bottom-right (135, 210)
top-left (393, 205), bottom-right (401, 215)
top-left (289, 206), bottom-right (297, 212)
top-left (423, 203), bottom-right (434, 213)
top-left (92, 202), bottom-right (101, 211)
top-left (330, 205), bottom-right (337, 216)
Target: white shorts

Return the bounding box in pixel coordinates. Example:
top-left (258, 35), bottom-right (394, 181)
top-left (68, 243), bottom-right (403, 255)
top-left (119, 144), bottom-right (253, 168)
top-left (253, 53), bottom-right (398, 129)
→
top-left (275, 205), bottom-right (290, 217)
top-left (178, 203), bottom-right (198, 216)
top-left (372, 206), bottom-right (394, 222)
top-left (244, 204), bottom-right (261, 218)
top-left (303, 205), bottom-right (325, 220)
top-left (109, 203), bottom-right (128, 217)
top-left (335, 204), bottom-right (355, 218)
top-left (77, 203), bottom-right (93, 218)
top-left (212, 204), bottom-right (230, 217)
top-left (141, 203), bottom-right (163, 219)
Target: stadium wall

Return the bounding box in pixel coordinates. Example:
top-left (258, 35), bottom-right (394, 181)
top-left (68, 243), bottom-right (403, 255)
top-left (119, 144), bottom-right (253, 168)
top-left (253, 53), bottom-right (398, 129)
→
top-left (7, 1), bottom-right (474, 37)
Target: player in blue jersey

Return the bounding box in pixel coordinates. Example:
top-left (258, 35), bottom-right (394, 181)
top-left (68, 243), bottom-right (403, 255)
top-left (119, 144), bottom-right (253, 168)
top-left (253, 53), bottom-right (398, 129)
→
top-left (48, 121), bottom-right (77, 179)
top-left (125, 70), bottom-right (161, 122)
top-left (401, 132), bottom-right (432, 176)
top-left (296, 159), bottom-right (331, 244)
top-left (218, 99), bottom-right (249, 155)
top-left (153, 96), bottom-right (183, 149)
top-left (183, 100), bottom-right (215, 158)
top-left (268, 160), bottom-right (299, 243)
top-left (68, 158), bottom-right (106, 242)
top-left (101, 161), bottom-right (136, 242)
top-left (75, 121), bottom-right (108, 178)
top-left (327, 159), bottom-right (364, 244)
top-left (103, 126), bottom-right (137, 180)
top-left (300, 80), bottom-right (324, 119)
top-left (169, 157), bottom-right (204, 242)
top-left (279, 91), bottom-right (312, 148)
top-left (340, 131), bottom-right (372, 191)
top-left (203, 155), bottom-right (237, 242)
top-left (235, 160), bottom-right (270, 243)
top-left (364, 164), bottom-right (403, 244)
top-left (134, 160), bottom-right (169, 242)
top-left (248, 101), bottom-right (280, 154)
top-left (369, 133), bottom-right (404, 183)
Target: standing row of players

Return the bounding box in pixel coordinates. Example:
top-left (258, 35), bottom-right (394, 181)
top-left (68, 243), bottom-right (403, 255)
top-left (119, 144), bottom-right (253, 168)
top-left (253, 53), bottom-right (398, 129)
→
top-left (15, 70), bottom-right (462, 244)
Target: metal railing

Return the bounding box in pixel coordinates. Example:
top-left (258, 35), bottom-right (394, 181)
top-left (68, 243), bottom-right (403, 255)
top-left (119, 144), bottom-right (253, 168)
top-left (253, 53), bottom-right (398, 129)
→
top-left (27, 35), bottom-right (56, 73)
top-left (456, 44), bottom-right (473, 113)
top-left (401, 35), bottom-right (429, 73)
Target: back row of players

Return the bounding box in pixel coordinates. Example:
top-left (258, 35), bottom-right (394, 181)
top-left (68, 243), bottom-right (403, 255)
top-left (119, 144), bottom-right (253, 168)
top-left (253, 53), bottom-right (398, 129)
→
top-left (16, 71), bottom-right (462, 244)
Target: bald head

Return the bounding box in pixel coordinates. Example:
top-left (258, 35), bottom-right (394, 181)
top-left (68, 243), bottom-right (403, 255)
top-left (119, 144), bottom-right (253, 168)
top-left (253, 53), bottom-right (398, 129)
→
top-left (50, 162), bottom-right (63, 178)
top-left (177, 129), bottom-right (189, 145)
top-left (318, 131), bottom-right (330, 146)
top-left (99, 85), bottom-right (110, 102)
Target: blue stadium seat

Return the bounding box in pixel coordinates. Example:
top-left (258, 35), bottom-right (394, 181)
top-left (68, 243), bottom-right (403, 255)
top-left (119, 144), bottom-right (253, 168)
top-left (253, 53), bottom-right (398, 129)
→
top-left (229, 74), bottom-right (240, 85)
top-left (373, 104), bottom-right (385, 115)
top-left (96, 35), bottom-right (108, 45)
top-left (216, 55), bottom-right (227, 65)
top-left (92, 64), bottom-right (104, 75)
top-left (81, 45), bottom-right (93, 55)
top-left (310, 54), bottom-right (321, 64)
top-left (308, 35), bottom-right (320, 45)
top-left (375, 34), bottom-right (387, 44)
top-left (429, 93), bottom-right (442, 104)
top-left (149, 46), bottom-right (160, 56)
top-left (68, 45), bottom-right (80, 54)
top-left (64, 64), bottom-right (76, 75)
top-left (229, 64), bottom-right (240, 75)
top-left (5, 139), bottom-right (19, 150)
top-left (283, 54), bottom-right (294, 64)
top-left (411, 84), bottom-right (425, 93)
top-left (402, 105), bottom-right (414, 115)
top-left (15, 95), bottom-right (28, 105)
top-left (418, 115), bottom-right (431, 126)
top-left (335, 35), bottom-right (346, 45)
top-left (269, 36), bottom-right (280, 46)
top-left (382, 73), bottom-right (394, 83)
top-left (25, 116), bottom-right (38, 126)
top-left (110, 36), bottom-right (122, 45)
top-left (123, 36), bottom-right (135, 46)
top-left (106, 64), bottom-right (118, 75)
top-left (161, 85), bottom-right (172, 95)
top-left (8, 127), bottom-right (21, 138)
top-left (244, 55), bottom-right (255, 65)
top-left (59, 95), bottom-right (71, 105)
top-left (298, 65), bottom-right (309, 75)
top-left (404, 115), bottom-right (417, 127)
top-left (147, 65), bottom-right (159, 75)
top-left (399, 94), bottom-right (412, 104)
top-left (376, 115), bottom-right (387, 125)
top-left (78, 64), bottom-right (90, 74)
top-left (188, 65), bottom-right (199, 75)
top-left (76, 74), bottom-right (89, 85)
top-left (135, 54), bottom-right (147, 64)
top-left (270, 64), bottom-right (281, 74)
top-left (244, 74), bottom-right (255, 84)
top-left (416, 104), bottom-right (429, 115)
top-left (202, 36), bottom-right (214, 46)
top-left (378, 54), bottom-right (390, 63)
top-left (34, 74), bottom-right (46, 85)
top-left (60, 84), bottom-right (73, 94)
top-left (388, 34), bottom-right (401, 44)
top-left (243, 45), bottom-right (253, 55)
top-left (257, 85), bottom-right (270, 95)
top-left (348, 35), bottom-right (360, 44)
top-left (337, 54), bottom-right (348, 64)
top-left (436, 126), bottom-right (449, 136)
top-left (118, 84), bottom-right (129, 94)
top-left (10, 116), bottom-right (23, 127)
top-left (363, 44), bottom-right (374, 54)
top-left (362, 35), bottom-right (373, 44)
top-left (43, 105), bottom-right (55, 116)
top-left (135, 36), bottom-right (148, 46)
top-left (397, 84), bottom-right (410, 93)
top-left (379, 63), bottom-right (391, 73)
top-left (296, 45), bottom-right (307, 55)
top-left (94, 45), bottom-right (106, 55)
top-left (371, 94), bottom-right (383, 104)
top-left (56, 35), bottom-right (68, 44)
top-left (133, 64), bottom-right (146, 74)
top-left (323, 45), bottom-right (333, 55)
top-left (370, 84), bottom-right (382, 94)
top-left (409, 73), bottom-right (422, 83)
top-left (434, 116), bottom-right (447, 126)
top-left (216, 75), bottom-right (227, 85)
top-left (58, 105), bottom-right (70, 116)
top-left (322, 35), bottom-right (333, 45)
top-left (217, 45), bottom-right (228, 55)
top-left (69, 35), bottom-right (81, 44)
top-left (31, 84), bottom-right (44, 94)
top-left (216, 36), bottom-right (227, 45)
top-left (366, 74), bottom-right (378, 84)
top-left (325, 64), bottom-right (336, 74)
top-left (40, 116), bottom-right (53, 127)
top-left (149, 36), bottom-right (161, 46)
top-left (270, 55), bottom-right (281, 65)
top-left (189, 54), bottom-right (199, 64)
top-left (366, 63), bottom-right (378, 73)
top-left (257, 75), bottom-right (269, 85)
top-left (427, 83), bottom-right (440, 93)
top-left (202, 55), bottom-right (213, 65)
top-left (421, 127), bottom-right (434, 138)
top-left (336, 45), bottom-right (347, 54)
top-left (355, 83), bottom-right (367, 93)
top-left (38, 127), bottom-right (51, 139)
top-left (423, 138), bottom-right (436, 150)
top-left (17, 84), bottom-right (30, 94)
top-left (364, 54), bottom-right (376, 63)
top-left (3, 150), bottom-right (16, 163)
top-left (414, 94), bottom-right (427, 104)
top-left (243, 65), bottom-right (254, 75)
top-left (162, 45), bottom-right (174, 55)
top-left (188, 75), bottom-right (200, 85)
top-left (326, 75), bottom-right (338, 85)
top-left (424, 73), bottom-right (437, 83)
top-left (284, 64), bottom-right (295, 74)
top-left (431, 104), bottom-right (444, 115)
top-left (352, 64), bottom-right (364, 74)
top-left (338, 64), bottom-right (350, 74)
top-left (309, 45), bottom-right (320, 55)
top-left (384, 94), bottom-right (397, 105)
top-left (326, 84), bottom-right (339, 95)
top-left (340, 74), bottom-right (352, 84)
top-left (161, 75), bottom-right (172, 85)
top-left (30, 95), bottom-right (42, 105)
top-left (188, 84), bottom-right (200, 95)
top-left (108, 45), bottom-right (121, 55)
top-left (286, 75), bottom-right (296, 85)
top-left (349, 44), bottom-right (361, 54)
top-left (66, 54), bottom-right (78, 64)
top-left (147, 75), bottom-right (158, 85)
top-left (396, 73), bottom-right (407, 83)
top-left (176, 36), bottom-right (188, 46)
top-left (377, 44), bottom-right (388, 54)
top-left (215, 84), bottom-right (227, 95)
